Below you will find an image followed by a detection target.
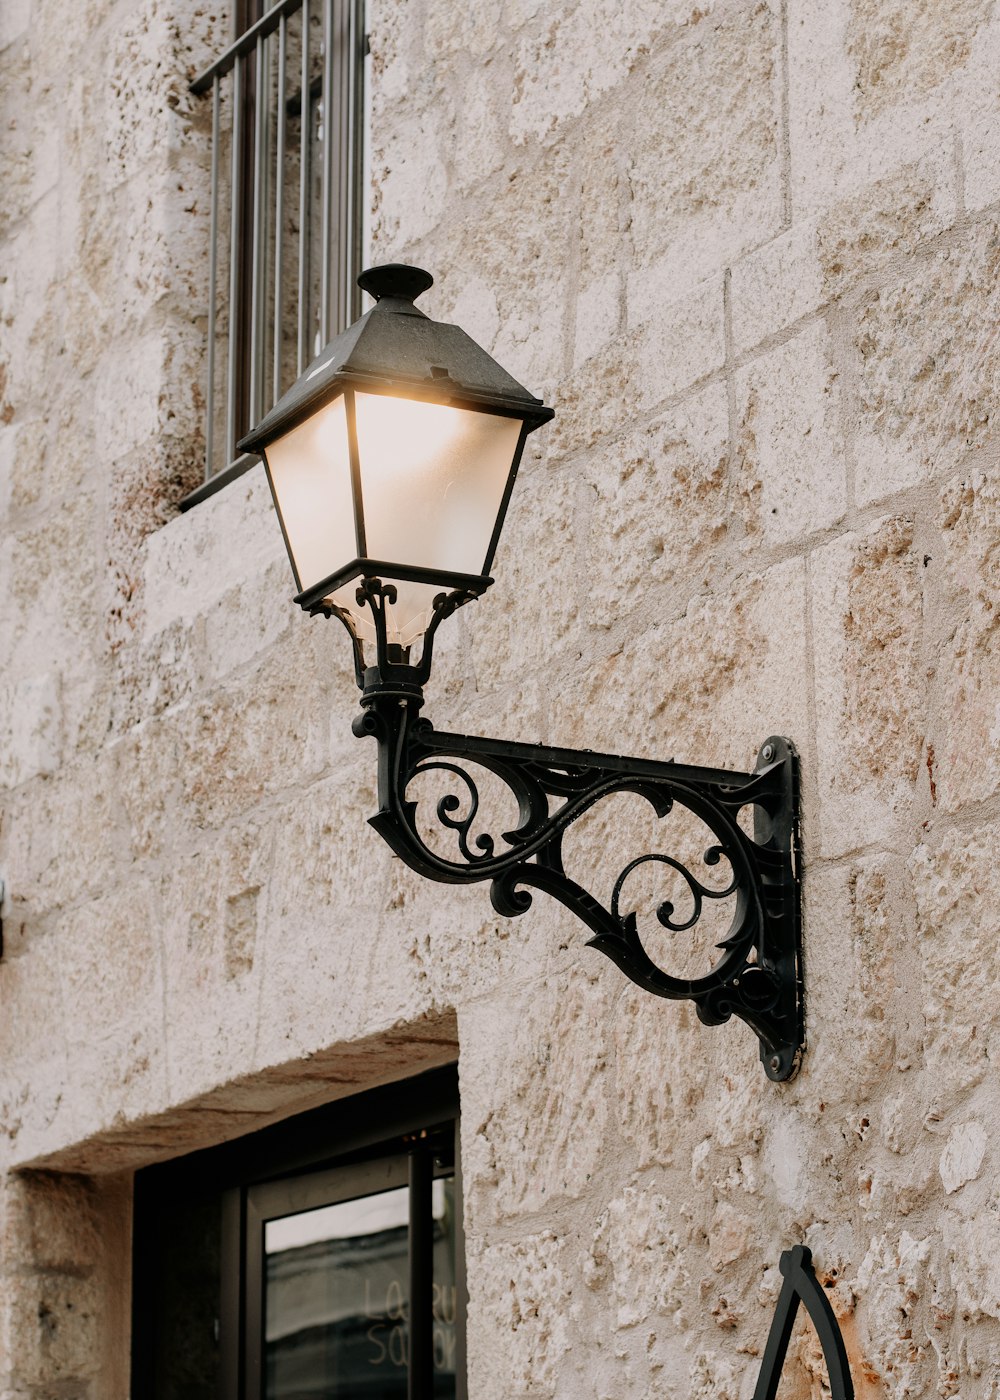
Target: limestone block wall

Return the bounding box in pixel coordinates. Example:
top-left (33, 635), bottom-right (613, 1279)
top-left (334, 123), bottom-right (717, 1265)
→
top-left (2, 0), bottom-right (1000, 1394)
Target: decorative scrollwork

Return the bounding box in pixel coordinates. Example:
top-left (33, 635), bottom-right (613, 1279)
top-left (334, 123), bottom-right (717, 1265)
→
top-left (610, 850), bottom-right (739, 934)
top-left (354, 680), bottom-right (803, 1080)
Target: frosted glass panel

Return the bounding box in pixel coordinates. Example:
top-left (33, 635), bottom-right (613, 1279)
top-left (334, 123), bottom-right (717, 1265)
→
top-left (354, 393), bottom-right (521, 577)
top-left (267, 394), bottom-right (355, 592)
top-left (326, 578), bottom-right (447, 650)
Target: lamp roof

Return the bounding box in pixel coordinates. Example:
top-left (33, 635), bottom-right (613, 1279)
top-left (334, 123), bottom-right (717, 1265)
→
top-left (239, 264), bottom-right (554, 455)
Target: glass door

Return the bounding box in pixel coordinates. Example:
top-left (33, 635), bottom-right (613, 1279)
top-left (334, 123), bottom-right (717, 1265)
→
top-left (244, 1128), bottom-right (460, 1400)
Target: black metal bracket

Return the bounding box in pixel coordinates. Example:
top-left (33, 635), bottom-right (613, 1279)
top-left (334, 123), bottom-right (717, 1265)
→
top-left (326, 581), bottom-right (803, 1081)
top-left (753, 1246), bottom-right (853, 1400)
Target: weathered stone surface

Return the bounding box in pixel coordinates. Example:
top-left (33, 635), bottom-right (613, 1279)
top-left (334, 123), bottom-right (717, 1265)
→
top-left (934, 467), bottom-right (1000, 811)
top-left (811, 517), bottom-right (924, 855)
top-left (814, 154), bottom-right (957, 301)
top-left (467, 1231), bottom-right (573, 1397)
top-left (734, 320), bottom-right (847, 545)
top-left (625, 1), bottom-right (783, 289)
top-left (730, 220), bottom-right (826, 352)
top-left (846, 0), bottom-right (993, 124)
top-left (461, 969), bottom-right (611, 1225)
top-left (851, 222), bottom-right (1000, 505)
top-left (566, 557), bottom-right (810, 772)
top-left (8, 0), bottom-right (1000, 1393)
top-left (508, 0), bottom-right (669, 148)
top-left (911, 825), bottom-right (1000, 1107)
top-left (586, 1182), bottom-right (689, 1327)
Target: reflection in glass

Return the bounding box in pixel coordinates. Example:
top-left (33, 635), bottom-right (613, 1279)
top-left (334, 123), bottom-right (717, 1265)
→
top-left (264, 1177), bottom-right (457, 1400)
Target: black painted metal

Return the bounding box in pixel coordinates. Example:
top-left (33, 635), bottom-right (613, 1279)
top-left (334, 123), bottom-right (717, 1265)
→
top-left (753, 1246), bottom-right (854, 1400)
top-left (408, 1147), bottom-right (434, 1400)
top-left (338, 581), bottom-right (804, 1081)
top-left (237, 263), bottom-right (553, 458)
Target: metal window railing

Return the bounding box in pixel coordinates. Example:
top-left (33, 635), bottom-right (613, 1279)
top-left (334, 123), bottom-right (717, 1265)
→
top-left (183, 0), bottom-right (366, 508)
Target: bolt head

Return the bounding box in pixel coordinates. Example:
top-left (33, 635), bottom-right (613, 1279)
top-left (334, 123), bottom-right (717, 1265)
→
top-left (761, 744), bottom-right (775, 762)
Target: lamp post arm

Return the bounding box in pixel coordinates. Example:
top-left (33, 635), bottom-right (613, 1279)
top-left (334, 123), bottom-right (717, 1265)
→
top-left (353, 694), bottom-right (803, 1082)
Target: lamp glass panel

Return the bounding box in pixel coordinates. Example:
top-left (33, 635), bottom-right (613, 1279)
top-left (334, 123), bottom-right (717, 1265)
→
top-left (266, 393), bottom-right (355, 593)
top-left (325, 578), bottom-right (446, 651)
top-left (353, 392), bottom-right (522, 578)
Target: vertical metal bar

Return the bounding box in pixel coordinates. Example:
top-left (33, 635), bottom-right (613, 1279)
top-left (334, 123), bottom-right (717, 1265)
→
top-left (345, 0), bottom-right (363, 323)
top-left (249, 34), bottom-right (266, 426)
top-left (454, 1121), bottom-right (468, 1400)
top-left (205, 74), bottom-right (221, 480)
top-left (340, 0), bottom-right (352, 331)
top-left (273, 13), bottom-right (287, 403)
top-left (297, 0), bottom-right (310, 373)
top-left (219, 1187), bottom-right (247, 1400)
top-left (225, 56), bottom-right (244, 465)
top-left (320, 0), bottom-right (335, 344)
top-left (408, 1148), bottom-right (433, 1400)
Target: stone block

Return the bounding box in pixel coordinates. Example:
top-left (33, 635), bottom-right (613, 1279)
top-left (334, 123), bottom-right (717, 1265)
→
top-left (509, 0), bottom-right (669, 148)
top-left (427, 142), bottom-right (576, 395)
top-left (0, 751), bottom-right (125, 916)
top-left (4, 1271), bottom-right (99, 1387)
top-left (0, 1173), bottom-right (99, 1276)
top-left (813, 153), bottom-right (957, 302)
top-left (0, 673), bottom-right (61, 789)
top-left (734, 320), bottom-right (847, 545)
top-left (625, 0), bottom-right (782, 289)
top-left (142, 468), bottom-right (280, 635)
top-left (845, 0), bottom-right (993, 125)
top-left (911, 824), bottom-right (1000, 1108)
top-left (546, 277), bottom-right (724, 468)
top-left (850, 223), bottom-right (1000, 506)
top-left (466, 1231), bottom-right (572, 1398)
top-left (628, 272), bottom-right (727, 413)
top-left (811, 517), bottom-right (924, 855)
top-left (467, 462), bottom-right (581, 692)
top-left (54, 883), bottom-right (161, 1042)
top-left (933, 467), bottom-right (1000, 811)
top-left (0, 493), bottom-right (101, 681)
top-left (460, 968), bottom-right (611, 1226)
top-left (785, 0), bottom-right (962, 217)
top-left (172, 635), bottom-right (334, 832)
top-left (729, 220), bottom-right (826, 353)
top-left (800, 854), bottom-right (920, 1103)
top-left (564, 556), bottom-right (810, 772)
top-left (584, 381), bottom-right (730, 624)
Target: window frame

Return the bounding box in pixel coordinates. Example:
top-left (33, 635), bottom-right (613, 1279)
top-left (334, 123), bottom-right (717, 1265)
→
top-left (182, 0), bottom-right (368, 513)
top-left (131, 1063), bottom-right (465, 1400)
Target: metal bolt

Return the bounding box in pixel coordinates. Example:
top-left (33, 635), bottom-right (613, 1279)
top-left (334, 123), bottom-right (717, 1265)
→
top-left (761, 743), bottom-right (775, 762)
top-left (768, 1054), bottom-right (782, 1073)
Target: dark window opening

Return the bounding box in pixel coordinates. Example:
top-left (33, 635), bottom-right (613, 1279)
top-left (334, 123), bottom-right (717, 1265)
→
top-left (131, 1065), bottom-right (465, 1400)
top-left (183, 0), bottom-right (367, 510)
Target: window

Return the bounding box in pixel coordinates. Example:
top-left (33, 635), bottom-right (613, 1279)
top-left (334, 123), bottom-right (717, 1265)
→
top-left (131, 1065), bottom-right (465, 1399)
top-left (183, 0), bottom-right (368, 510)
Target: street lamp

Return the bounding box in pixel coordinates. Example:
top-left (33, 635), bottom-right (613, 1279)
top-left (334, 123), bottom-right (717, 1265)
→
top-left (239, 265), bottom-right (804, 1082)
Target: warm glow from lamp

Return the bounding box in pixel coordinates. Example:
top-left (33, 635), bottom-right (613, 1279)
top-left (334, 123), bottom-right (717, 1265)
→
top-left (354, 392), bottom-right (522, 576)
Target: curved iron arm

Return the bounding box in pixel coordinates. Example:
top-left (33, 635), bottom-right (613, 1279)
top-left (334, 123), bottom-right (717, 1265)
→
top-left (753, 1246), bottom-right (854, 1400)
top-left (345, 655), bottom-right (801, 1080)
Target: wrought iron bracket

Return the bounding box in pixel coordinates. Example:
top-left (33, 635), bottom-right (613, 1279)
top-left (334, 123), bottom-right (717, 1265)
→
top-left (312, 578), bottom-right (804, 1080)
top-left (337, 598), bottom-right (802, 1081)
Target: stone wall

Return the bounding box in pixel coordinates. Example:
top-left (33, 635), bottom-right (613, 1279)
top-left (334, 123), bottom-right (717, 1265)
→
top-left (2, 0), bottom-right (1000, 1394)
